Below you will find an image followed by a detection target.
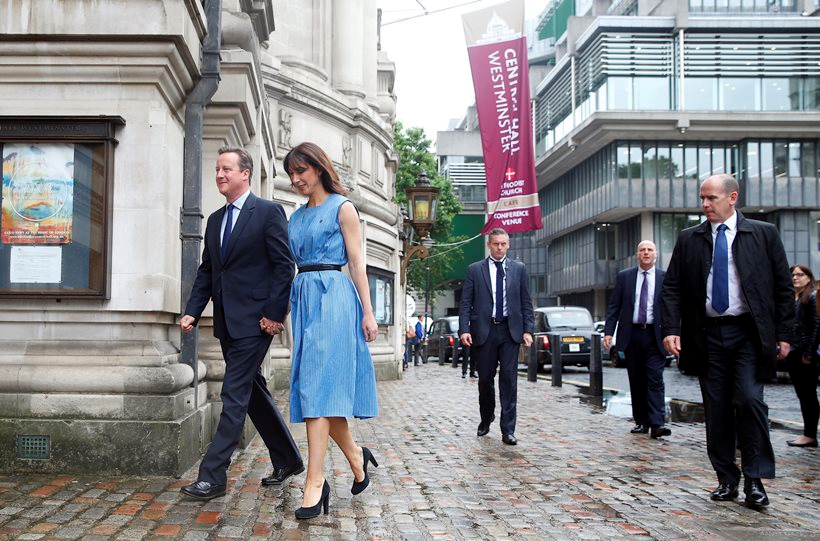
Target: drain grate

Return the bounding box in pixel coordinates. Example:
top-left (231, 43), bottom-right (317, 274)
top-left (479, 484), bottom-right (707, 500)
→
top-left (16, 435), bottom-right (50, 459)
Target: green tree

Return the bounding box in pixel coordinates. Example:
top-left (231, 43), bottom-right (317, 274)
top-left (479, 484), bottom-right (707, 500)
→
top-left (393, 121), bottom-right (463, 300)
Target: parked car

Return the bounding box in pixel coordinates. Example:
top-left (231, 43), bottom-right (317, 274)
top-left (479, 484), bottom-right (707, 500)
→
top-left (424, 316), bottom-right (462, 365)
top-left (532, 306), bottom-right (595, 370)
top-left (593, 320), bottom-right (675, 369)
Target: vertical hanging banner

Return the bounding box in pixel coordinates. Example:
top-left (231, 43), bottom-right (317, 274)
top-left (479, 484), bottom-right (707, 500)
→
top-left (463, 0), bottom-right (542, 234)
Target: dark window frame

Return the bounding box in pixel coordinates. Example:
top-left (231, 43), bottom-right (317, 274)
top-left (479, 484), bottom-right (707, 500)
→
top-left (0, 116), bottom-right (123, 299)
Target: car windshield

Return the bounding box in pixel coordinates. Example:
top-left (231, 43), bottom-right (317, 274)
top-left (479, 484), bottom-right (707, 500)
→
top-left (545, 310), bottom-right (593, 330)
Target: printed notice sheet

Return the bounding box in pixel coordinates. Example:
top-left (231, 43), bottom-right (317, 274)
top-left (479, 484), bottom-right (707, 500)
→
top-left (9, 245), bottom-right (62, 283)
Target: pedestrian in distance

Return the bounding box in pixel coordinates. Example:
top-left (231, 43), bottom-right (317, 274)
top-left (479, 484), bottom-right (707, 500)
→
top-left (179, 146), bottom-right (303, 501)
top-left (785, 264), bottom-right (819, 448)
top-left (284, 142), bottom-right (379, 520)
top-left (403, 318), bottom-right (415, 371)
top-left (603, 240), bottom-right (671, 439)
top-left (459, 228), bottom-right (534, 445)
top-left (661, 173), bottom-right (796, 508)
top-left (414, 314), bottom-right (426, 365)
top-left (460, 342), bottom-right (476, 379)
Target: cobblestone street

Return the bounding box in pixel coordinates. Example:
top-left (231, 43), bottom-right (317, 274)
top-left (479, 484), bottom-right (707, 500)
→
top-left (1, 363), bottom-right (819, 540)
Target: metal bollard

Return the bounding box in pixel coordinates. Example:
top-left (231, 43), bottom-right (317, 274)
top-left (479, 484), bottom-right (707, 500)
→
top-left (589, 333), bottom-right (603, 397)
top-left (550, 333), bottom-right (562, 387)
top-left (527, 338), bottom-right (538, 382)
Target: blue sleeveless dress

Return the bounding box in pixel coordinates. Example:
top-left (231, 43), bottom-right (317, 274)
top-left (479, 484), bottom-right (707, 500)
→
top-left (288, 193), bottom-right (379, 422)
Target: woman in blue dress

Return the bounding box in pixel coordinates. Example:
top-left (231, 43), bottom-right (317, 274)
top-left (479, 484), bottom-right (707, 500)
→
top-left (283, 142), bottom-right (379, 519)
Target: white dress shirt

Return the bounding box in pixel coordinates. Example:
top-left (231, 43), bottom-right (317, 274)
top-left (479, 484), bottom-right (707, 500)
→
top-left (488, 257), bottom-right (508, 318)
top-left (220, 188), bottom-right (251, 246)
top-left (632, 266), bottom-right (656, 324)
top-left (705, 211), bottom-right (749, 317)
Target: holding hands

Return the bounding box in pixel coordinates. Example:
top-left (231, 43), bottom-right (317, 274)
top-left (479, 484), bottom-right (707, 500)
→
top-left (260, 317), bottom-right (284, 336)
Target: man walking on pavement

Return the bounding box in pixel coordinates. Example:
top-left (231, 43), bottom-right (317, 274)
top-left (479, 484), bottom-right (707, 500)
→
top-left (179, 146), bottom-right (303, 500)
top-left (661, 173), bottom-right (795, 508)
top-left (459, 228), bottom-right (534, 445)
top-left (413, 314), bottom-right (426, 365)
top-left (604, 240), bottom-right (671, 439)
top-left (460, 343), bottom-right (476, 379)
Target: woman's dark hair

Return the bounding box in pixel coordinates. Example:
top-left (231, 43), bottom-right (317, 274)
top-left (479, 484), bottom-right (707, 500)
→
top-left (283, 142), bottom-right (347, 196)
top-left (790, 264), bottom-right (815, 305)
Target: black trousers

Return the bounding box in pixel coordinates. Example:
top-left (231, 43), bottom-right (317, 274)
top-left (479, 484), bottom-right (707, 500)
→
top-left (787, 352), bottom-right (820, 440)
top-left (699, 320), bottom-right (775, 485)
top-left (460, 346), bottom-right (476, 375)
top-left (199, 334), bottom-right (301, 485)
top-left (623, 326), bottom-right (666, 427)
top-left (473, 322), bottom-right (520, 436)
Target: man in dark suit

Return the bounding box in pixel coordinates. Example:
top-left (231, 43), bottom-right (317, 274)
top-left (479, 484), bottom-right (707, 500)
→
top-left (179, 146), bottom-right (303, 500)
top-left (604, 240), bottom-right (671, 439)
top-left (661, 173), bottom-right (795, 508)
top-left (459, 228), bottom-right (534, 445)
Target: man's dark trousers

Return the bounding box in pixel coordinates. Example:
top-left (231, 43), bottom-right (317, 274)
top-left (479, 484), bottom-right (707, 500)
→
top-left (199, 331), bottom-right (301, 486)
top-left (474, 321), bottom-right (519, 436)
top-left (700, 319), bottom-right (775, 485)
top-left (624, 325), bottom-right (666, 427)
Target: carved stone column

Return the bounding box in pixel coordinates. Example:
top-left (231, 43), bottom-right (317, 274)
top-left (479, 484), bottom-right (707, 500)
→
top-left (331, 0), bottom-right (366, 98)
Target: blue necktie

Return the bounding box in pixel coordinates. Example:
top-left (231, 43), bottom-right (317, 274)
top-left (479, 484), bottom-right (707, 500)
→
top-left (221, 204), bottom-right (234, 260)
top-left (494, 260), bottom-right (504, 320)
top-left (637, 271), bottom-right (648, 324)
top-left (712, 224), bottom-right (729, 314)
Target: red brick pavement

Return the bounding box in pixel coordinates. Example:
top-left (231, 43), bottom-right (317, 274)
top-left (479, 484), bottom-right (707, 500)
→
top-left (0, 363), bottom-right (818, 540)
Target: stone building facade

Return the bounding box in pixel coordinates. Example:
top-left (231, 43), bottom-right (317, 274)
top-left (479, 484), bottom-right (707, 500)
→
top-left (0, 0), bottom-right (400, 475)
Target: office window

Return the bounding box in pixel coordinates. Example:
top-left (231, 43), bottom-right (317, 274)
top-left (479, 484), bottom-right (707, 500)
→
top-left (720, 78), bottom-right (759, 111)
top-left (635, 78), bottom-right (670, 110)
top-left (684, 78), bottom-right (717, 111)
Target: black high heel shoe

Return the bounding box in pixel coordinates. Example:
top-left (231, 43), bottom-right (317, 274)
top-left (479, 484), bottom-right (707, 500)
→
top-left (295, 480), bottom-right (330, 519)
top-left (351, 446), bottom-right (378, 495)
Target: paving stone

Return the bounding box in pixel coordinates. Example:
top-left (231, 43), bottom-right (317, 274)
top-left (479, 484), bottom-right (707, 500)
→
top-left (0, 365), bottom-right (818, 539)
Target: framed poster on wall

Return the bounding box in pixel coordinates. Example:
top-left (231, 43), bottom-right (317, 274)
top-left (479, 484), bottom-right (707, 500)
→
top-left (0, 117), bottom-right (123, 298)
top-left (367, 266), bottom-right (394, 326)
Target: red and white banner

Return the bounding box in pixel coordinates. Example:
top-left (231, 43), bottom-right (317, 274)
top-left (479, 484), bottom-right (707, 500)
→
top-left (463, 0), bottom-right (542, 234)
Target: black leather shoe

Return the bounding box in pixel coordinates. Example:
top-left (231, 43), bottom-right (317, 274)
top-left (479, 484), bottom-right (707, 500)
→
top-left (462, 373), bottom-right (466, 378)
top-left (470, 372), bottom-right (477, 378)
top-left (744, 478), bottom-right (769, 507)
top-left (650, 426), bottom-right (671, 439)
top-left (476, 415), bottom-right (495, 437)
top-left (710, 482), bottom-right (739, 501)
top-left (630, 424), bottom-right (649, 434)
top-left (180, 481), bottom-right (226, 500)
top-left (502, 434), bottom-right (517, 445)
top-left (261, 461), bottom-right (305, 486)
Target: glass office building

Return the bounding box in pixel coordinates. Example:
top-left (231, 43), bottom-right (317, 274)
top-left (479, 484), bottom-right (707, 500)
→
top-left (520, 0), bottom-right (820, 318)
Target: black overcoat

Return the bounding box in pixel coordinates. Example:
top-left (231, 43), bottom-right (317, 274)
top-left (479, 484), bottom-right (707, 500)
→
top-left (661, 211), bottom-right (796, 378)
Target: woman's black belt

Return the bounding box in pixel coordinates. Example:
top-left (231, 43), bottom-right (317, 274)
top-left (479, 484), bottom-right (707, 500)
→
top-left (298, 264), bottom-right (342, 273)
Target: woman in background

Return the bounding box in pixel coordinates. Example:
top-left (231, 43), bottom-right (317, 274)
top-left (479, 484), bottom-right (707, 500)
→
top-left (786, 264), bottom-right (819, 448)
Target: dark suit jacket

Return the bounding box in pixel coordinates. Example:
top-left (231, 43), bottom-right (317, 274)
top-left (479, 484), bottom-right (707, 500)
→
top-left (185, 192), bottom-right (295, 341)
top-left (458, 257), bottom-right (534, 347)
top-left (661, 211), bottom-right (795, 378)
top-left (604, 266), bottom-right (667, 355)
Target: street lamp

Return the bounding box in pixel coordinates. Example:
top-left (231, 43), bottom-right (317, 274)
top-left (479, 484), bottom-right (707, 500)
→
top-left (400, 169), bottom-right (440, 285)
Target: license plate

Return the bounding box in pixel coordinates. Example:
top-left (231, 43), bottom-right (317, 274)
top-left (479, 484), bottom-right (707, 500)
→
top-left (569, 344), bottom-right (580, 352)
top-left (562, 336), bottom-right (584, 343)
